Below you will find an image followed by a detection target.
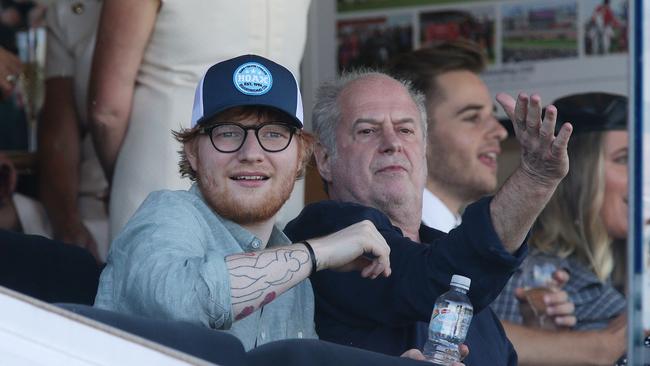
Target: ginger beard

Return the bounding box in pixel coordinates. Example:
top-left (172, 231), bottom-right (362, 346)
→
top-left (192, 139), bottom-right (301, 225)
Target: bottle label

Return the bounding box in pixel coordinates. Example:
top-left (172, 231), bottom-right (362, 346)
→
top-left (430, 301), bottom-right (472, 339)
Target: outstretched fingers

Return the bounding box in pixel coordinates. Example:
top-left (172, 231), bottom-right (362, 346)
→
top-left (551, 122), bottom-right (573, 158)
top-left (496, 92), bottom-right (530, 135)
top-left (526, 94), bottom-right (542, 131)
top-left (495, 92), bottom-right (516, 120)
top-left (540, 104), bottom-right (557, 140)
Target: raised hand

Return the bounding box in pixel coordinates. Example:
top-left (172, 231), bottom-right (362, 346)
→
top-left (496, 93), bottom-right (572, 185)
top-left (488, 93), bottom-right (572, 253)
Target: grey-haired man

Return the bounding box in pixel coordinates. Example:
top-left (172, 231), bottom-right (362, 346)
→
top-left (285, 68), bottom-right (572, 365)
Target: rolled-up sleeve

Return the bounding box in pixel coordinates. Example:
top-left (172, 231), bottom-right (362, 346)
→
top-left (95, 191), bottom-right (236, 329)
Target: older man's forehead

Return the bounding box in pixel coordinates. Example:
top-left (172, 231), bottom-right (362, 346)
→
top-left (350, 116), bottom-right (419, 127)
top-left (342, 89), bottom-right (420, 118)
top-left (344, 101), bottom-right (421, 125)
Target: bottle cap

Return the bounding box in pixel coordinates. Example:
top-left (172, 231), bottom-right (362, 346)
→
top-left (451, 274), bottom-right (471, 290)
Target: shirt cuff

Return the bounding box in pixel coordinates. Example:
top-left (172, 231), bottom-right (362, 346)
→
top-left (460, 196), bottom-right (529, 268)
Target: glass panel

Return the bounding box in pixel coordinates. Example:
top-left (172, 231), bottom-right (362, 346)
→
top-left (629, 0), bottom-right (649, 363)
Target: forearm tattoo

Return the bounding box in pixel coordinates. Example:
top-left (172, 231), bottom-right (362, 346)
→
top-left (227, 247), bottom-right (309, 320)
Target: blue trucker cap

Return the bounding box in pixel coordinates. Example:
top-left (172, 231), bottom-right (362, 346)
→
top-left (191, 54), bottom-right (304, 128)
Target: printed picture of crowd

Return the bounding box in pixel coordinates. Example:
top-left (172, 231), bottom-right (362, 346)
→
top-left (583, 0), bottom-right (628, 55)
top-left (419, 6), bottom-right (495, 62)
top-left (337, 14), bottom-right (413, 72)
top-left (337, 0), bottom-right (479, 13)
top-left (502, 0), bottom-right (578, 63)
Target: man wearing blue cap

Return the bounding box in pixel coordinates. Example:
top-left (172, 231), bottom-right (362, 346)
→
top-left (93, 55), bottom-right (393, 351)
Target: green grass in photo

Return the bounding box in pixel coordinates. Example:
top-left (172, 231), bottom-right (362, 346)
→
top-left (503, 39), bottom-right (577, 50)
top-left (337, 0), bottom-right (481, 13)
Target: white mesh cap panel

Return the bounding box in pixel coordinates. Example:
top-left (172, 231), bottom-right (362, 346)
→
top-left (190, 73), bottom-right (206, 127)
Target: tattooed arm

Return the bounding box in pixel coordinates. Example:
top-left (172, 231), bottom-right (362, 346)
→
top-left (227, 246), bottom-right (311, 320)
top-left (226, 220), bottom-right (392, 322)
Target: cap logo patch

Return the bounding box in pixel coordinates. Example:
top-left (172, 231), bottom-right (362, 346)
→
top-left (233, 62), bottom-right (273, 96)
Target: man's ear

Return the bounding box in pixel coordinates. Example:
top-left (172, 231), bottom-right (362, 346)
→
top-left (314, 142), bottom-right (333, 183)
top-left (184, 139), bottom-right (199, 172)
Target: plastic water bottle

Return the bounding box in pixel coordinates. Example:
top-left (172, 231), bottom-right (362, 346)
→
top-left (422, 275), bottom-right (473, 365)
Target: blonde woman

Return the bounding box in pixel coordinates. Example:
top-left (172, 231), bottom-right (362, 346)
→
top-left (492, 92), bottom-right (628, 365)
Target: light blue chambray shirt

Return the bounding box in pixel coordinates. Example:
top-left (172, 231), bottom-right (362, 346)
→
top-left (94, 184), bottom-right (317, 350)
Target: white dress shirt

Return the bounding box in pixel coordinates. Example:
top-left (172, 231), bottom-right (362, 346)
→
top-left (421, 189), bottom-right (462, 233)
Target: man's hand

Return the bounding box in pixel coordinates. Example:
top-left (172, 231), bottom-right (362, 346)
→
top-left (400, 343), bottom-right (468, 365)
top-left (489, 93), bottom-right (572, 253)
top-left (496, 92), bottom-right (572, 186)
top-left (307, 220), bottom-right (391, 279)
top-left (458, 343), bottom-right (469, 364)
top-left (400, 349), bottom-right (426, 361)
top-left (516, 269), bottom-right (576, 329)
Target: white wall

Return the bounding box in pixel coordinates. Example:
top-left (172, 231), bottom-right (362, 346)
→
top-left (0, 287), bottom-right (212, 365)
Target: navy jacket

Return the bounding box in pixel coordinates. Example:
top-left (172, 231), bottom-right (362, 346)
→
top-left (285, 197), bottom-right (522, 366)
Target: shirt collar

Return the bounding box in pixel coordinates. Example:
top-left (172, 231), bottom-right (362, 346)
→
top-left (421, 189), bottom-right (462, 233)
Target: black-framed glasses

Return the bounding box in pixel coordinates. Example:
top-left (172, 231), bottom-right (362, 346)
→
top-left (199, 122), bottom-right (298, 153)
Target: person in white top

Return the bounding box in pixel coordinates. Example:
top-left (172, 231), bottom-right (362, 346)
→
top-left (38, 0), bottom-right (108, 261)
top-left (421, 187), bottom-right (460, 233)
top-left (388, 40), bottom-right (623, 365)
top-left (0, 0), bottom-right (109, 262)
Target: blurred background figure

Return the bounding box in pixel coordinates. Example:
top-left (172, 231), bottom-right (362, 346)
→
top-left (0, 45), bottom-right (20, 98)
top-left (0, 0), bottom-right (46, 48)
top-left (0, 0), bottom-right (44, 150)
top-left (0, 0), bottom-right (107, 263)
top-left (88, 0), bottom-right (311, 239)
top-left (37, 0), bottom-right (107, 261)
top-left (587, 0), bottom-right (623, 55)
top-left (492, 92), bottom-right (629, 365)
top-left (0, 152), bottom-right (19, 231)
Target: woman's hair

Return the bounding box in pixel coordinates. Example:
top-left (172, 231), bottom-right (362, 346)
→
top-left (530, 132), bottom-right (613, 281)
top-left (172, 106), bottom-right (314, 182)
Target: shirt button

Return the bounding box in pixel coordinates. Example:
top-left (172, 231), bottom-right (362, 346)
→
top-left (252, 239), bottom-right (261, 249)
top-left (298, 331), bottom-right (303, 338)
